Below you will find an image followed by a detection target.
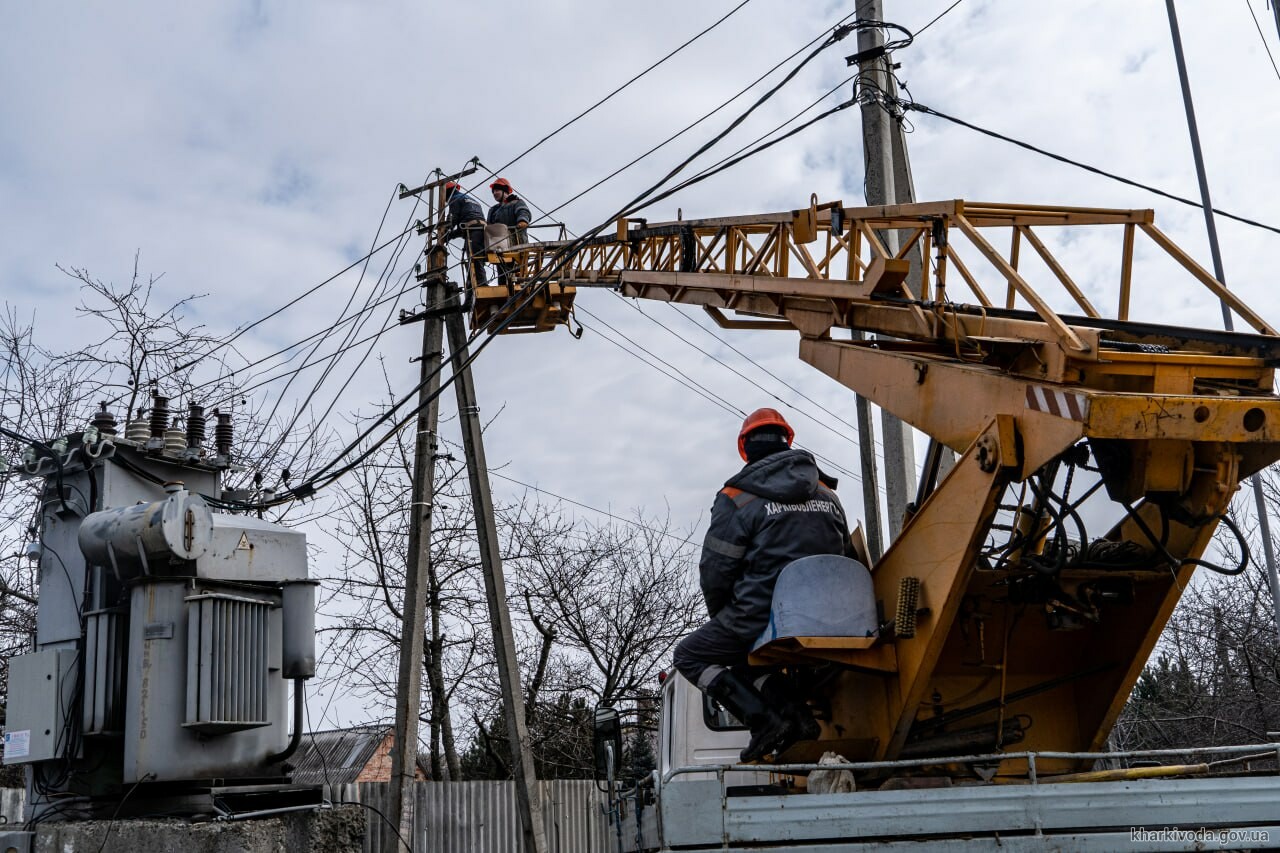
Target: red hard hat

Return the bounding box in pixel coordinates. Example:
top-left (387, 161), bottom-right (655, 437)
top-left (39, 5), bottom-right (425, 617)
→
top-left (737, 408), bottom-right (794, 461)
top-left (490, 177), bottom-right (513, 192)
top-left (444, 181), bottom-right (460, 193)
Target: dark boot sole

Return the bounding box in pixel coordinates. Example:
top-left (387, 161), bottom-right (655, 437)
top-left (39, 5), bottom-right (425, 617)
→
top-left (741, 720), bottom-right (798, 763)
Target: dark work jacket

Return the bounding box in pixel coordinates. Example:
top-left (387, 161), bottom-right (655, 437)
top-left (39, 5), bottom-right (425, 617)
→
top-left (486, 195), bottom-right (532, 243)
top-left (699, 449), bottom-right (852, 641)
top-left (445, 191), bottom-right (485, 240)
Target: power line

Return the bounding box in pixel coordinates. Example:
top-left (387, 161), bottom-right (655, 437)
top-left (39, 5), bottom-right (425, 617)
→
top-left (115, 213), bottom-right (421, 406)
top-left (190, 278), bottom-right (422, 399)
top-left (255, 199), bottom-right (429, 473)
top-left (575, 305), bottom-right (863, 485)
top-left (1244, 0), bottom-right (1280, 84)
top-left (532, 0), bottom-right (960, 225)
top-left (302, 44), bottom-right (861, 497)
top-left (611, 26), bottom-right (857, 222)
top-left (486, 470), bottom-right (700, 548)
top-left (915, 0), bottom-right (967, 36)
top-left (216, 225), bottom-right (407, 345)
top-left (531, 8), bottom-right (860, 225)
top-left (195, 249), bottom-right (479, 411)
top-left (121, 10), bottom-right (892, 483)
top-left (576, 307), bottom-right (744, 418)
top-left (214, 320), bottom-right (402, 404)
top-left (893, 98), bottom-right (1280, 237)
top-left (664, 303), bottom-right (860, 433)
top-left (617, 295), bottom-right (864, 449)
top-left (321, 25), bottom-right (861, 473)
top-left (248, 185), bottom-right (415, 465)
top-left (652, 300), bottom-right (892, 466)
top-left (464, 0), bottom-right (755, 195)
top-left (247, 157), bottom-right (478, 475)
top-left (244, 8), bottom-right (921, 386)
top-left (163, 13), bottom-right (868, 498)
top-left (619, 90), bottom-right (857, 220)
top-left (218, 20), bottom-right (862, 509)
top-left (131, 4), bottom-right (756, 404)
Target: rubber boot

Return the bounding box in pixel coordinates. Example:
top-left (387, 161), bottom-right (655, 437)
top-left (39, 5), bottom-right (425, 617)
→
top-left (756, 672), bottom-right (820, 743)
top-left (705, 670), bottom-right (796, 763)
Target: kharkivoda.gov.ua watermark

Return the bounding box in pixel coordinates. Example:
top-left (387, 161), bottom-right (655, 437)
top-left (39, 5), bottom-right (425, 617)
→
top-left (1130, 826), bottom-right (1271, 845)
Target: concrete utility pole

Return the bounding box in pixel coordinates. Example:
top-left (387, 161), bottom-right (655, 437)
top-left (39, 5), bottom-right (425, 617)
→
top-left (1166, 0), bottom-right (1280, 641)
top-left (386, 167), bottom-right (480, 847)
top-left (855, 0), bottom-right (918, 545)
top-left (445, 310), bottom-right (548, 853)
top-left (852, 351), bottom-right (884, 563)
top-left (387, 274), bottom-right (447, 850)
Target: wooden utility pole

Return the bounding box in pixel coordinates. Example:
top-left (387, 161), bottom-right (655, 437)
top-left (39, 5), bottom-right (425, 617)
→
top-left (855, 0), bottom-right (919, 544)
top-left (445, 309), bottom-right (548, 853)
top-left (387, 166), bottom-right (481, 848)
top-left (387, 270), bottom-right (447, 850)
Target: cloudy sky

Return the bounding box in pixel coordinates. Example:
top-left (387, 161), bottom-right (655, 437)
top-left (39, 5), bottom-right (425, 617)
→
top-left (5, 0), bottom-right (1280, 723)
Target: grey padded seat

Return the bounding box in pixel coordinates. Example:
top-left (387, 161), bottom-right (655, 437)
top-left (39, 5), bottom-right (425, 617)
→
top-left (753, 554), bottom-right (878, 652)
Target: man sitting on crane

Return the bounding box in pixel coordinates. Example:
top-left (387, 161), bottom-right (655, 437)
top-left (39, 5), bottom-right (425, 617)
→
top-left (486, 177), bottom-right (532, 287)
top-left (673, 408), bottom-right (852, 762)
top-left (443, 181), bottom-right (488, 287)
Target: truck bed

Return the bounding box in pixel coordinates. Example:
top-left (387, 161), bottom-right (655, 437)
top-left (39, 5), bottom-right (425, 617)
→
top-left (617, 769), bottom-right (1280, 851)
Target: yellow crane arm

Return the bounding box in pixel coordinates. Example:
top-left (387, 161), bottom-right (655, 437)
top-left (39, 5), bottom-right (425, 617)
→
top-left (485, 198), bottom-right (1280, 772)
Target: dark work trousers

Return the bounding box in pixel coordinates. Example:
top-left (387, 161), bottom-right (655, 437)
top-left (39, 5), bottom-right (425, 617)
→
top-left (674, 618), bottom-right (766, 690)
top-left (494, 236), bottom-right (524, 290)
top-left (461, 223), bottom-right (488, 287)
top-left (496, 259), bottom-right (518, 290)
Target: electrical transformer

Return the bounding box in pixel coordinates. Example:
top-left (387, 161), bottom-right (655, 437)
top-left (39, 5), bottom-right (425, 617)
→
top-left (2, 398), bottom-right (319, 827)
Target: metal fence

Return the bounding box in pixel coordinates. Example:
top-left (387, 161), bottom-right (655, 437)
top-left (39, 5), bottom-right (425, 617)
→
top-left (326, 780), bottom-right (611, 853)
top-left (0, 782), bottom-right (606, 852)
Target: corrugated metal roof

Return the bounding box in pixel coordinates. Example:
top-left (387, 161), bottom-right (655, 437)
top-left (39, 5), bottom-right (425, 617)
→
top-left (292, 725), bottom-right (393, 785)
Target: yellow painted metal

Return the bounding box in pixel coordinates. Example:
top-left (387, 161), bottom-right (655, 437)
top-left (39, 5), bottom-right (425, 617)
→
top-left (751, 636), bottom-right (896, 673)
top-left (507, 198), bottom-right (1280, 774)
top-left (1042, 764), bottom-right (1210, 784)
top-left (515, 199), bottom-right (1271, 350)
top-left (800, 340), bottom-right (1084, 474)
top-left (470, 282), bottom-right (576, 335)
top-left (1140, 222), bottom-right (1277, 335)
top-left (1119, 223), bottom-right (1136, 321)
top-left (1017, 225), bottom-right (1101, 318)
top-left (871, 417), bottom-right (1023, 758)
top-left (955, 214), bottom-right (1091, 354)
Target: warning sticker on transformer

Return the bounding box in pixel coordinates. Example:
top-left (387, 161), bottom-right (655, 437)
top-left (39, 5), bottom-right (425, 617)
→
top-left (4, 729), bottom-right (30, 760)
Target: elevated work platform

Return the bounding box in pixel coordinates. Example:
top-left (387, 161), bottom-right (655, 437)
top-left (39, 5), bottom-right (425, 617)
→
top-left (504, 198), bottom-right (1280, 771)
top-left (470, 281), bottom-right (576, 334)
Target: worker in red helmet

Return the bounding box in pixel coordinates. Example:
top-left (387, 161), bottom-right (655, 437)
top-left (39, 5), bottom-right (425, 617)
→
top-left (486, 177), bottom-right (532, 287)
top-left (673, 408), bottom-right (853, 763)
top-left (442, 181), bottom-right (488, 287)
